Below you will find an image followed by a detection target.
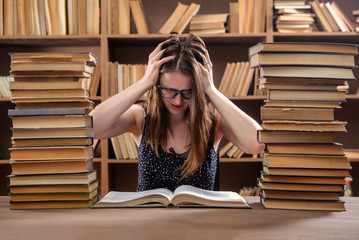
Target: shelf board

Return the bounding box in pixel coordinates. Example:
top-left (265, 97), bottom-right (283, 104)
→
top-left (229, 95), bottom-right (266, 101)
top-left (346, 150), bottom-right (359, 162)
top-left (346, 95), bottom-right (359, 100)
top-left (108, 159), bottom-right (138, 164)
top-left (108, 33), bottom-right (267, 45)
top-left (0, 97), bottom-right (102, 102)
top-left (273, 32), bottom-right (359, 43)
top-left (220, 157), bottom-right (262, 163)
top-left (0, 159), bottom-right (10, 164)
top-left (90, 96), bottom-right (102, 101)
top-left (0, 35), bottom-right (101, 46)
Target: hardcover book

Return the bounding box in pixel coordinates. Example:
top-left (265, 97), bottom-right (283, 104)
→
top-left (93, 185), bottom-right (250, 208)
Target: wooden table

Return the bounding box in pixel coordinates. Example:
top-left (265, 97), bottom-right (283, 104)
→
top-left (1, 196), bottom-right (359, 240)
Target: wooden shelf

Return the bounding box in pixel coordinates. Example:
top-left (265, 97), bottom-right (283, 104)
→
top-left (0, 0), bottom-right (358, 196)
top-left (0, 160), bottom-right (9, 164)
top-left (273, 32), bottom-right (359, 43)
top-left (108, 159), bottom-right (138, 164)
top-left (108, 33), bottom-right (267, 44)
top-left (93, 158), bottom-right (102, 163)
top-left (0, 35), bottom-right (101, 46)
top-left (229, 95), bottom-right (266, 101)
top-left (346, 150), bottom-right (359, 162)
top-left (220, 157), bottom-right (262, 163)
top-left (0, 97), bottom-right (102, 102)
top-left (346, 95), bottom-right (359, 100)
top-left (90, 96), bottom-right (102, 101)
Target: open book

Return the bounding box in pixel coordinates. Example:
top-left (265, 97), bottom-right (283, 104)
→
top-left (92, 185), bottom-right (250, 208)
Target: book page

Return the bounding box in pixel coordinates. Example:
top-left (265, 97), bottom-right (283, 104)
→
top-left (172, 185), bottom-right (250, 208)
top-left (174, 185), bottom-right (243, 202)
top-left (93, 188), bottom-right (173, 207)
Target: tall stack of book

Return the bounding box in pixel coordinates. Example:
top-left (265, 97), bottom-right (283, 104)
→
top-left (249, 42), bottom-right (357, 211)
top-left (8, 52), bottom-right (99, 210)
top-left (274, 0), bottom-right (314, 33)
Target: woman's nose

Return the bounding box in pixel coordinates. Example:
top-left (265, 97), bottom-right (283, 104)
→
top-left (173, 93), bottom-right (183, 103)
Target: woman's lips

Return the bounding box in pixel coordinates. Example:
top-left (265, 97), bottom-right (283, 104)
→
top-left (171, 104), bottom-right (182, 110)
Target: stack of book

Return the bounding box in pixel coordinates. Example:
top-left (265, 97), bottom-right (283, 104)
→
top-left (249, 42), bottom-right (357, 211)
top-left (8, 52), bottom-right (99, 210)
top-left (353, 10), bottom-right (359, 32)
top-left (218, 62), bottom-right (255, 97)
top-left (274, 0), bottom-right (314, 33)
top-left (310, 0), bottom-right (355, 32)
top-left (189, 14), bottom-right (228, 34)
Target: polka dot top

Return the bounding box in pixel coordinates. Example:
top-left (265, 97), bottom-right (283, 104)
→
top-left (137, 116), bottom-right (218, 192)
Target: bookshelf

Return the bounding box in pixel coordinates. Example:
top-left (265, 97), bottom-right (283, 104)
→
top-left (0, 0), bottom-right (358, 197)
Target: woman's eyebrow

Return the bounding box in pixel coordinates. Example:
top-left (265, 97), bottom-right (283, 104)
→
top-left (161, 86), bottom-right (192, 91)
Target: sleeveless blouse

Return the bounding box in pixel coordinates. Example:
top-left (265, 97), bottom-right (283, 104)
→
top-left (137, 116), bottom-right (218, 192)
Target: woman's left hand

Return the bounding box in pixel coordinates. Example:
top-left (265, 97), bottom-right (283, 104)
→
top-left (198, 49), bottom-right (215, 94)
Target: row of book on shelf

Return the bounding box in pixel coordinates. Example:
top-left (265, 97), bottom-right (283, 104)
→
top-left (0, 76), bottom-right (13, 98)
top-left (106, 60), bottom-right (257, 100)
top-left (2, 0), bottom-right (357, 36)
top-left (7, 52), bottom-right (100, 209)
top-left (219, 141), bottom-right (260, 159)
top-left (107, 62), bottom-right (146, 97)
top-left (111, 133), bottom-right (138, 160)
top-left (0, 0), bottom-right (100, 36)
top-left (110, 135), bottom-right (260, 160)
top-left (274, 0), bottom-right (357, 33)
top-left (218, 61), bottom-right (256, 97)
top-left (110, 0), bottom-right (266, 35)
top-left (248, 41), bottom-right (357, 211)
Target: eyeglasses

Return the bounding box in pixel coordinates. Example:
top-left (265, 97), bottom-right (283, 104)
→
top-left (157, 84), bottom-right (192, 100)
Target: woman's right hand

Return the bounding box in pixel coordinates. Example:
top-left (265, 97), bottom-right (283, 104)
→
top-left (142, 40), bottom-right (175, 86)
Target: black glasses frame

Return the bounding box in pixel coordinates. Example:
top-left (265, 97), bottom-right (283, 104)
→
top-left (157, 84), bottom-right (192, 100)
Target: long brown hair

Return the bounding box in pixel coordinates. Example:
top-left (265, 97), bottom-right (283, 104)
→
top-left (144, 34), bottom-right (216, 177)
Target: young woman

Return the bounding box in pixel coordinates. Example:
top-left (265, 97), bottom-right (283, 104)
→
top-left (90, 34), bottom-right (265, 192)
